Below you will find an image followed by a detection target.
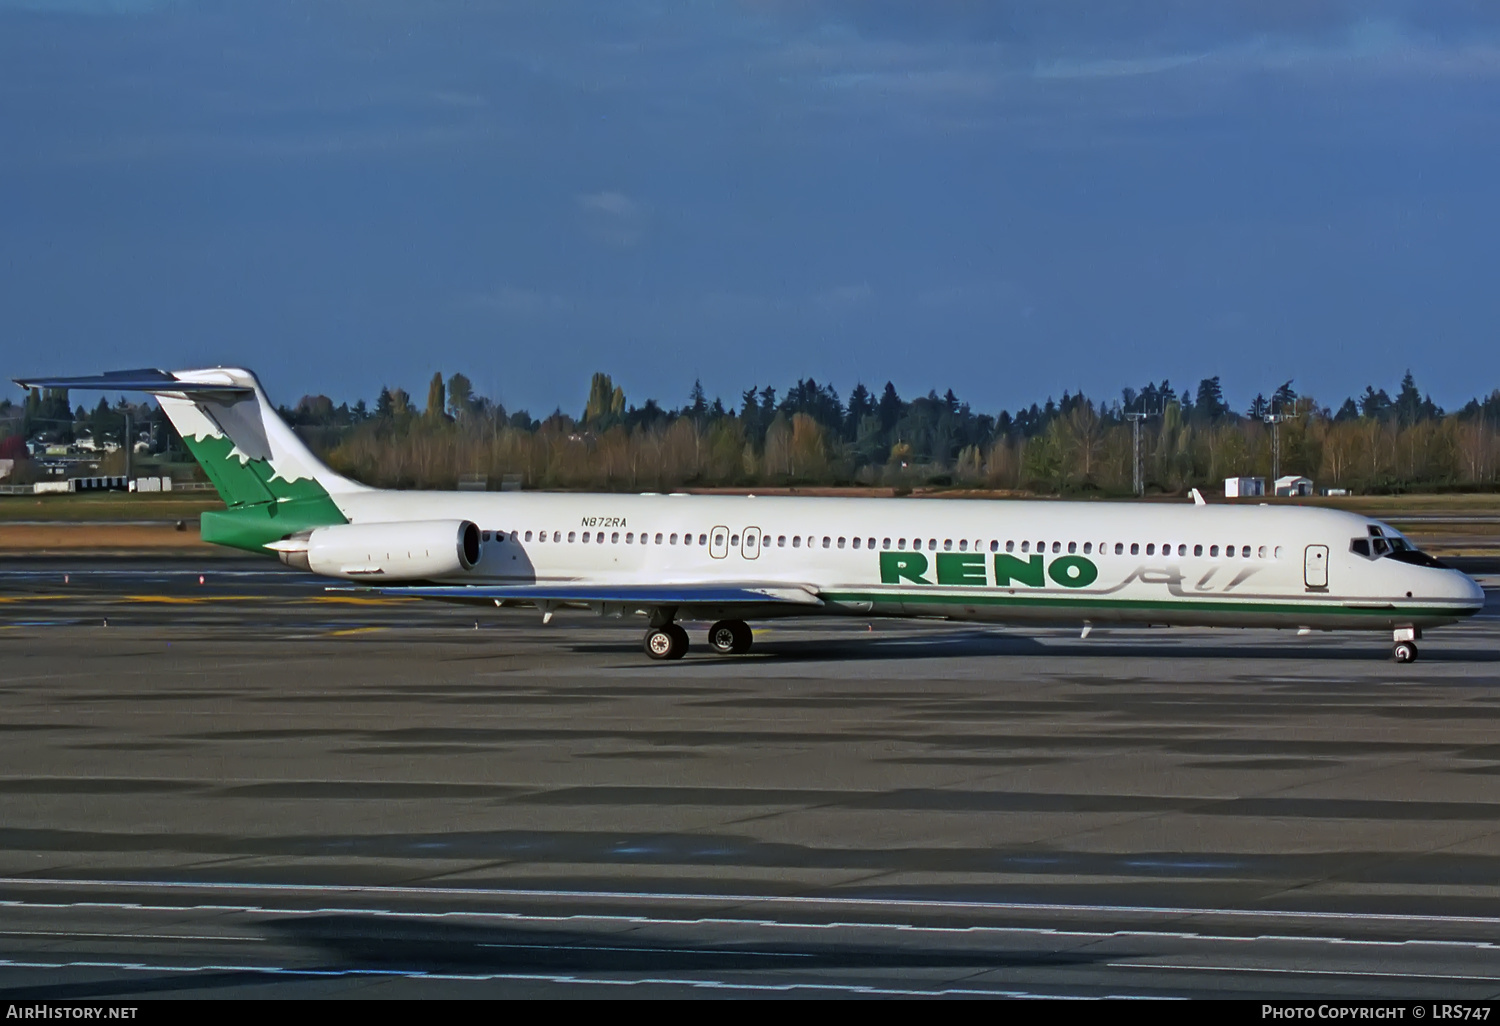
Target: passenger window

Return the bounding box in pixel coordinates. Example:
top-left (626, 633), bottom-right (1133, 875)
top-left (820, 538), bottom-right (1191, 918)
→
top-left (1275, 546), bottom-right (1283, 558)
top-left (567, 531), bottom-right (576, 543)
top-left (611, 532), bottom-right (619, 543)
top-left (929, 539), bottom-right (938, 551)
top-left (1021, 541), bottom-right (1030, 553)
top-left (1193, 544), bottom-right (1202, 556)
top-left (792, 536), bottom-right (801, 548)
top-left (1241, 545), bottom-right (1250, 557)
top-left (1006, 540), bottom-right (1015, 552)
top-left (837, 537), bottom-right (846, 549)
top-left (823, 537), bottom-right (831, 549)
top-left (729, 534), bottom-right (738, 546)
top-left (897, 538), bottom-right (906, 549)
top-left (883, 538), bottom-right (891, 549)
top-left (958, 540), bottom-right (968, 552)
top-left (851, 537), bottom-right (860, 549)
top-left (1177, 544), bottom-right (1185, 556)
top-left (1126, 543), bottom-right (1136, 555)
top-left (598, 533), bottom-right (606, 544)
top-left (669, 533), bottom-right (678, 544)
top-left (868, 538), bottom-right (876, 550)
top-left (1258, 545), bottom-right (1266, 558)
top-left (943, 539), bottom-right (953, 551)
top-left (1146, 543), bottom-right (1155, 556)
top-left (1111, 543), bottom-right (1121, 555)
top-left (653, 533), bottom-right (662, 544)
top-left (1210, 545), bottom-right (1219, 556)
top-left (1068, 541), bottom-right (1077, 554)
top-left (779, 536), bottom-right (787, 547)
top-left (1083, 542), bottom-right (1092, 554)
top-left (698, 534), bottom-right (707, 545)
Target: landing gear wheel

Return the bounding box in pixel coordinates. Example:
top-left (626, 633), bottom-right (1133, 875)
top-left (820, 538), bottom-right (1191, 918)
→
top-left (666, 623), bottom-right (689, 659)
top-left (644, 626), bottom-right (688, 661)
top-left (708, 619), bottom-right (753, 655)
top-left (1393, 640), bottom-right (1419, 664)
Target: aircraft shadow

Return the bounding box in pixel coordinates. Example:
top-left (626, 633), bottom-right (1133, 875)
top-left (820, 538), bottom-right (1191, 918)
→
top-left (571, 631), bottom-right (1500, 665)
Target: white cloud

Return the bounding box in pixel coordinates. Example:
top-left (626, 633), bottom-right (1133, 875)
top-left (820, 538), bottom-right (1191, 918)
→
top-left (575, 190), bottom-right (648, 248)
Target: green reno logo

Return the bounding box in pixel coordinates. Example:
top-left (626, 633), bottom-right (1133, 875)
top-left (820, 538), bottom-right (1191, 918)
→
top-left (879, 551), bottom-right (1099, 589)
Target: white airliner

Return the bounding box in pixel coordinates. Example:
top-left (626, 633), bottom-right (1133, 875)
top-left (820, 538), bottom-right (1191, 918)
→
top-left (17, 367), bottom-right (1485, 663)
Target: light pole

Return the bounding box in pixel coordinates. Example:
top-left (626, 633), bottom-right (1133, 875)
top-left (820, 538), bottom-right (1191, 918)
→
top-left (1125, 412), bottom-right (1146, 496)
top-left (1263, 411), bottom-right (1284, 487)
top-left (1125, 401), bottom-right (1164, 497)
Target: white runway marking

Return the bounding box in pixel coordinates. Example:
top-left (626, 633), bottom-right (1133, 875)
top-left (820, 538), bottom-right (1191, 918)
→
top-left (0, 958), bottom-right (1134, 998)
top-left (1112, 962), bottom-right (1500, 983)
top-left (5, 876), bottom-right (1500, 929)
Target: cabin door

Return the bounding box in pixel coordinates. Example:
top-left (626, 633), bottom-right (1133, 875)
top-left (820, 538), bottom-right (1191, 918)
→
top-left (1304, 545), bottom-right (1329, 589)
top-left (740, 526), bottom-right (762, 560)
top-left (710, 526), bottom-right (729, 559)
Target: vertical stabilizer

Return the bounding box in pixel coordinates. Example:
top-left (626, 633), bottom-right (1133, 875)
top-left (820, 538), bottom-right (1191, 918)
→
top-left (12, 367), bottom-right (362, 553)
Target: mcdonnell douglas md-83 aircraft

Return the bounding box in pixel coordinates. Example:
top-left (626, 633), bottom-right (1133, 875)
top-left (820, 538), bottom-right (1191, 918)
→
top-left (17, 367), bottom-right (1485, 663)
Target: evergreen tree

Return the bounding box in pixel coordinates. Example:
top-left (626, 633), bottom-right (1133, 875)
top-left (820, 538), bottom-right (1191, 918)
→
top-left (877, 382), bottom-right (902, 433)
top-left (1271, 379), bottom-right (1297, 413)
top-left (1193, 377), bottom-right (1229, 420)
top-left (1359, 386), bottom-right (1392, 419)
top-left (426, 372), bottom-right (446, 421)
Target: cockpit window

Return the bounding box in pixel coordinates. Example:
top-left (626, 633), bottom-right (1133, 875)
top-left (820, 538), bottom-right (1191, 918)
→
top-left (1354, 529), bottom-right (1449, 568)
top-left (1385, 548), bottom-right (1449, 569)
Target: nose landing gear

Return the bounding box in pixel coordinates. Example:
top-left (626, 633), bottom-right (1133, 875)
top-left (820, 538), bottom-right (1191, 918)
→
top-left (1392, 627), bottom-right (1421, 663)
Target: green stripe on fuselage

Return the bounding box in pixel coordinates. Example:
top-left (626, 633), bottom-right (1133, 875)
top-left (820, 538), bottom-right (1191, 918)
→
top-left (821, 588), bottom-right (1476, 621)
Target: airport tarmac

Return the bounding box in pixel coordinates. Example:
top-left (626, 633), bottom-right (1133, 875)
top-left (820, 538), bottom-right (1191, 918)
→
top-left (1, 558), bottom-right (1499, 998)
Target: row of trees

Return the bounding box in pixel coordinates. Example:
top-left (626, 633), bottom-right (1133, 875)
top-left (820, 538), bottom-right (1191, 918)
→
top-left (304, 370), bottom-right (1500, 495)
top-left (4, 369), bottom-right (1498, 495)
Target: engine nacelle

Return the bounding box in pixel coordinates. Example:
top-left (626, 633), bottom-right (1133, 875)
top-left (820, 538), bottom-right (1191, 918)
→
top-left (278, 520), bottom-right (481, 581)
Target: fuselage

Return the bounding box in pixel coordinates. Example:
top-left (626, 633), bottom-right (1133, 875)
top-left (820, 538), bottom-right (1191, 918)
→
top-left (331, 491), bottom-right (1485, 632)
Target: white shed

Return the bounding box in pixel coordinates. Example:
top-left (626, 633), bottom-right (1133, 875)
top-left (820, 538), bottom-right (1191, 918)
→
top-left (1274, 475), bottom-right (1314, 497)
top-left (1224, 476), bottom-right (1265, 498)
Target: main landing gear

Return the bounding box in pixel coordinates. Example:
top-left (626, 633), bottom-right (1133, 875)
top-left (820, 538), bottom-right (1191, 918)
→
top-left (708, 619), bottom-right (753, 655)
top-left (643, 619), bottom-right (754, 661)
top-left (644, 623), bottom-right (690, 661)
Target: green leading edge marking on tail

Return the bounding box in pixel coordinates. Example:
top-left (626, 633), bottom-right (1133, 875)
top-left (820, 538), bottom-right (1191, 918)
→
top-left (184, 432), bottom-right (345, 553)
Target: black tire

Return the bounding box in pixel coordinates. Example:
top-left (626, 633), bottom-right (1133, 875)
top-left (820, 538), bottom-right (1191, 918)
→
top-left (666, 623), bottom-right (690, 660)
top-left (1393, 640), bottom-right (1418, 664)
top-left (644, 627), bottom-right (680, 661)
top-left (708, 619), bottom-right (752, 655)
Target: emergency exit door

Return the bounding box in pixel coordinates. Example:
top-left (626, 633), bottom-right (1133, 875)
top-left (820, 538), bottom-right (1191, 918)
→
top-left (741, 526), bottom-right (761, 559)
top-left (1304, 545), bottom-right (1329, 589)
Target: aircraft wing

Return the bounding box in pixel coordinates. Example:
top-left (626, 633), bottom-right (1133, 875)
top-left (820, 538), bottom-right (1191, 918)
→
top-left (351, 583), bottom-right (824, 608)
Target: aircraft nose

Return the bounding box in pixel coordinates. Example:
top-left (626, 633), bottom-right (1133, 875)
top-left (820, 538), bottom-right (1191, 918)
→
top-left (1455, 570), bottom-right (1487, 610)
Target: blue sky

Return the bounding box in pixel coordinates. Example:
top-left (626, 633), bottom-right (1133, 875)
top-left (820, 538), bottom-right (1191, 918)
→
top-left (3, 1), bottom-right (1499, 415)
